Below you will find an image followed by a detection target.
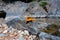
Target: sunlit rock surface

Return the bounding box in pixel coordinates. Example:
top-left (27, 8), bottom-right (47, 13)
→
top-left (46, 0), bottom-right (60, 17)
top-left (6, 17), bottom-right (60, 40)
top-left (0, 1), bottom-right (48, 18)
top-left (0, 1), bottom-right (60, 17)
top-left (6, 18), bottom-right (39, 34)
top-left (27, 2), bottom-right (47, 17)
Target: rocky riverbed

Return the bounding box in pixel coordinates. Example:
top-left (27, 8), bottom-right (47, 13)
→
top-left (0, 0), bottom-right (60, 40)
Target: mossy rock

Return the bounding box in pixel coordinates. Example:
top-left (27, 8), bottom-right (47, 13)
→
top-left (45, 24), bottom-right (58, 34)
top-left (40, 24), bottom-right (60, 36)
top-left (39, 1), bottom-right (48, 12)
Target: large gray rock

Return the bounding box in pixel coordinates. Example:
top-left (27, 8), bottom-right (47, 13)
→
top-left (28, 2), bottom-right (47, 17)
top-left (4, 2), bottom-right (28, 16)
top-left (47, 0), bottom-right (60, 17)
top-left (39, 32), bottom-right (60, 40)
top-left (6, 18), bottom-right (39, 34)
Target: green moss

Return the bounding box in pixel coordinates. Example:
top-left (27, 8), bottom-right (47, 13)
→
top-left (39, 1), bottom-right (48, 12)
top-left (39, 1), bottom-right (47, 7)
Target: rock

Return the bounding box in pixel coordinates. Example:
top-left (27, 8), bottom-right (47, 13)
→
top-left (28, 2), bottom-right (47, 17)
top-left (39, 1), bottom-right (48, 13)
top-left (4, 2), bottom-right (28, 18)
top-left (0, 1), bottom-right (48, 18)
top-left (0, 18), bottom-right (6, 24)
top-left (19, 36), bottom-right (25, 40)
top-left (37, 22), bottom-right (49, 29)
top-left (6, 18), bottom-right (39, 35)
top-left (47, 0), bottom-right (60, 17)
top-left (24, 30), bottom-right (29, 35)
top-left (40, 24), bottom-right (60, 37)
top-left (39, 32), bottom-right (60, 40)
